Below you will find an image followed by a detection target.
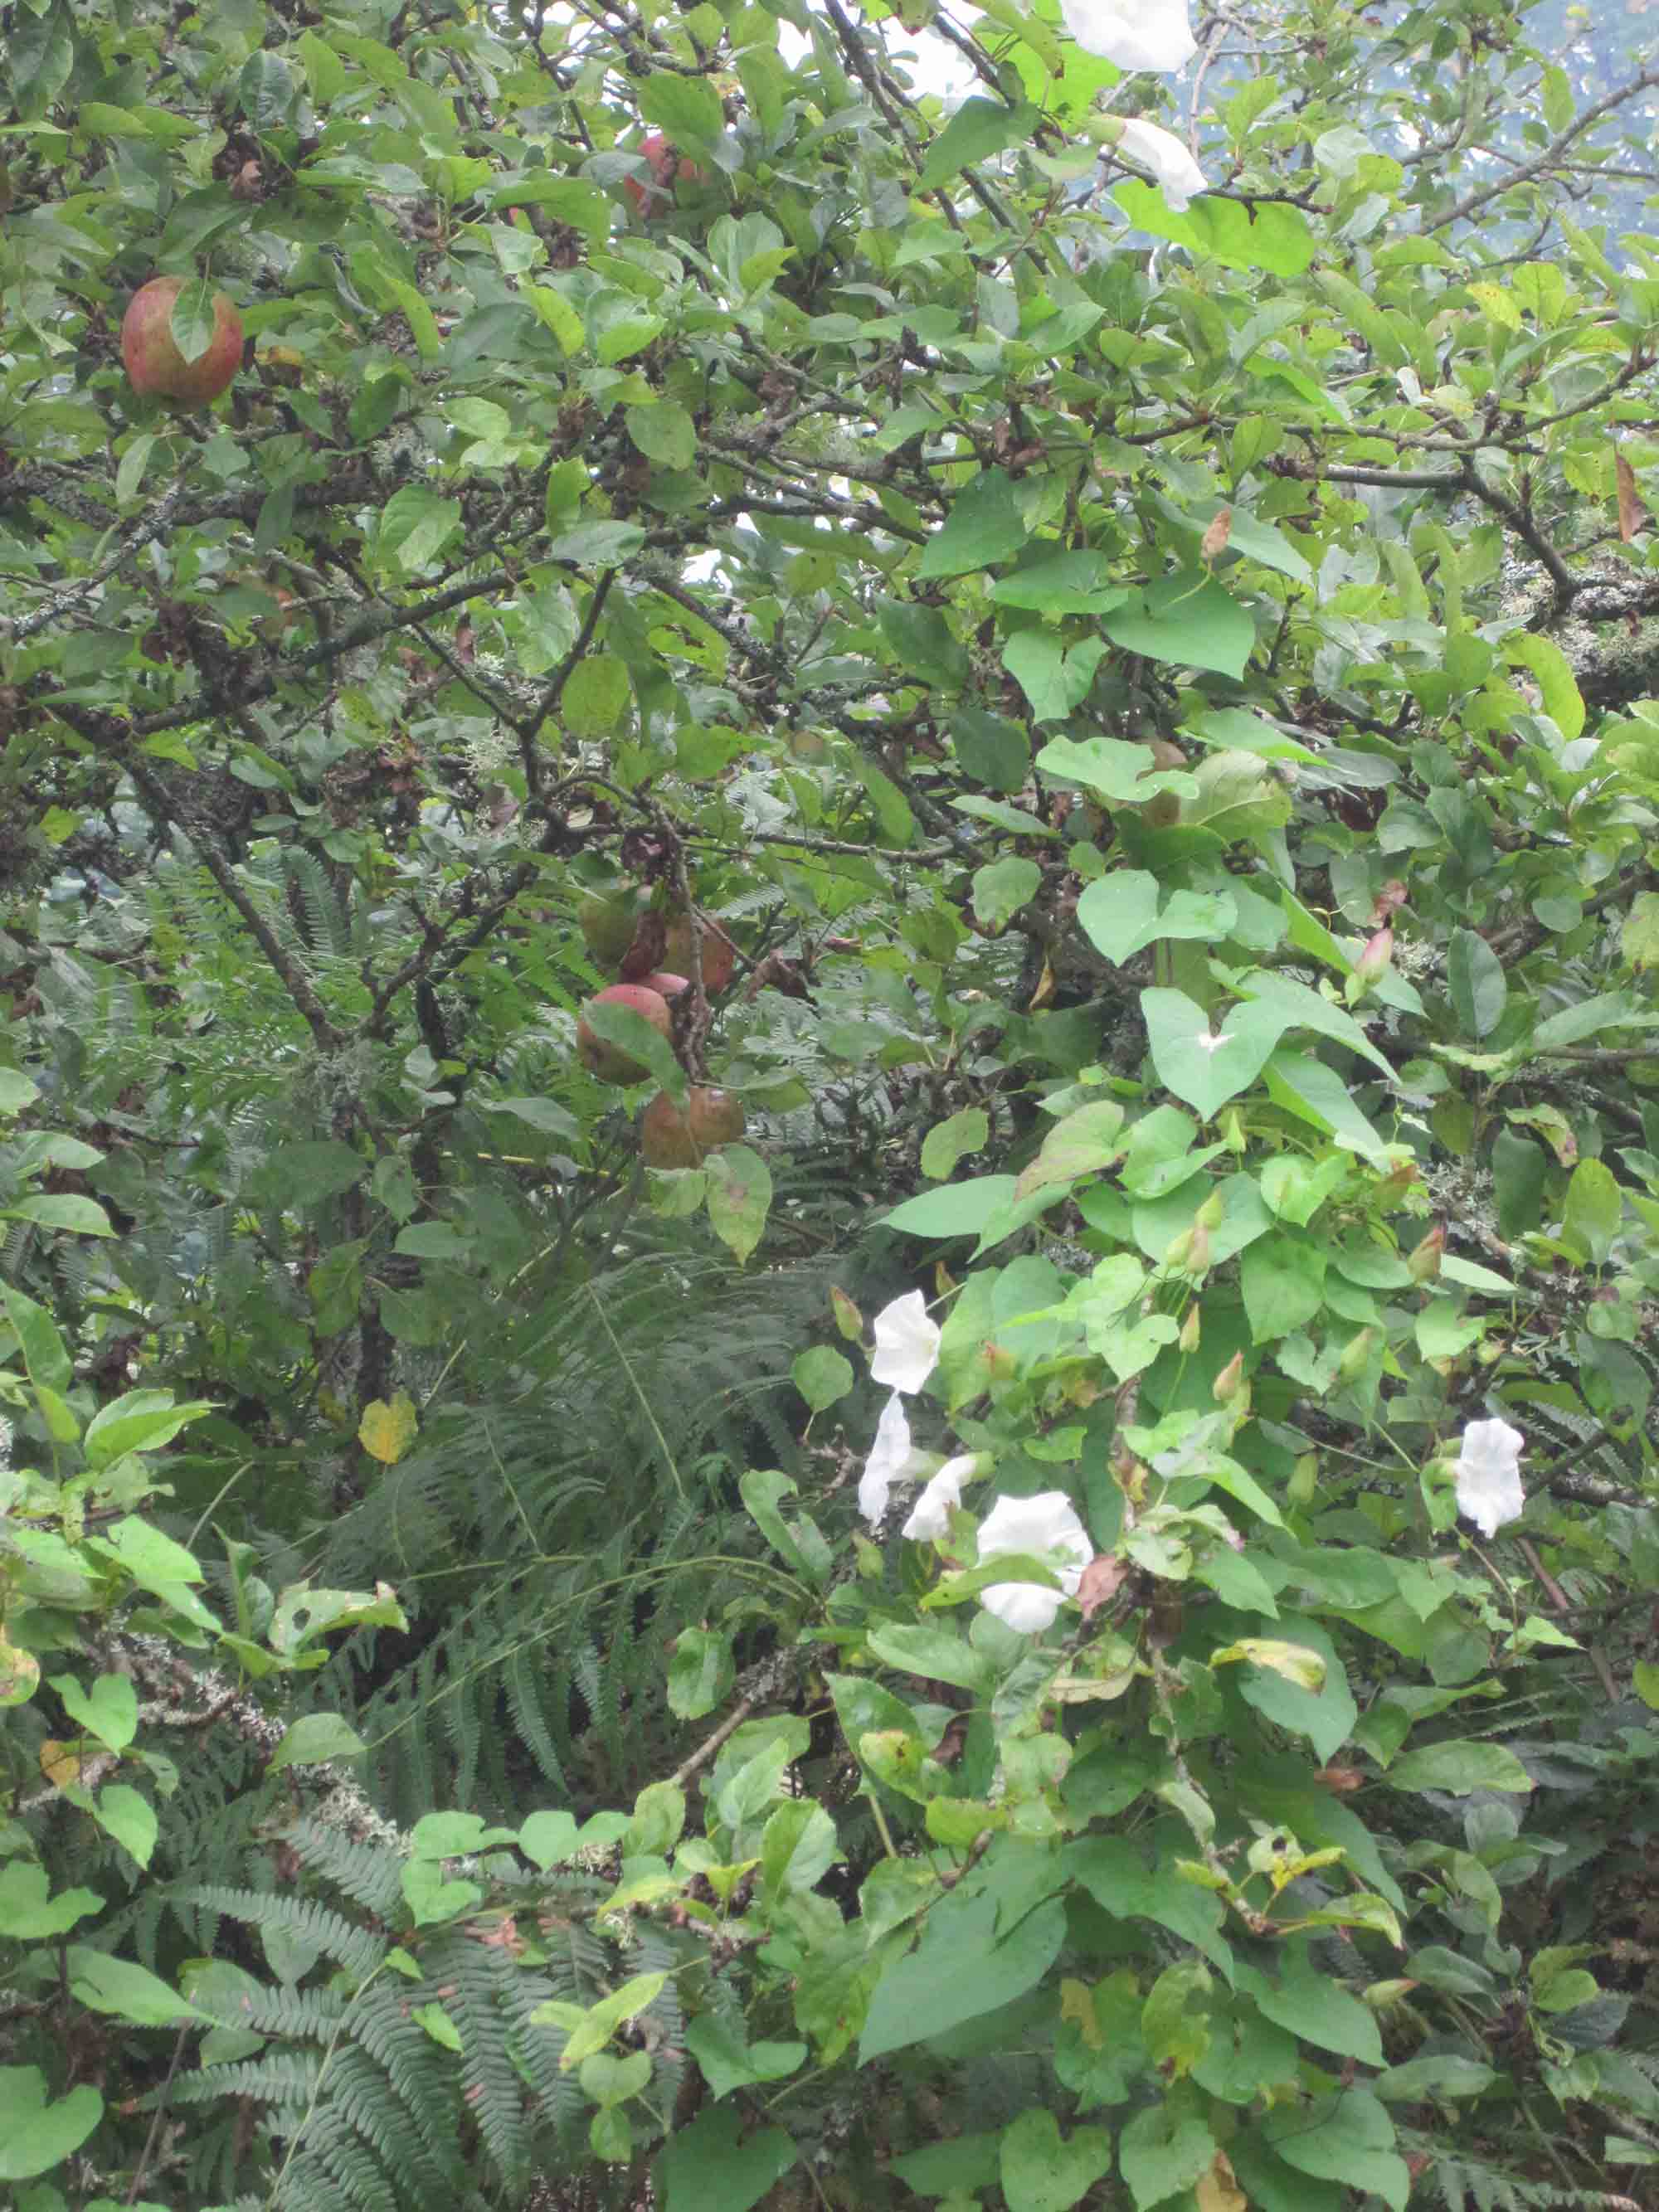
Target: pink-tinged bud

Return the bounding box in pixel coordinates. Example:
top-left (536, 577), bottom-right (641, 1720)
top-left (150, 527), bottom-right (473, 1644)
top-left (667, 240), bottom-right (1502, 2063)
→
top-left (1179, 1305), bottom-right (1201, 1353)
top-left (1213, 1350), bottom-right (1245, 1404)
top-left (830, 1286), bottom-right (863, 1341)
top-left (1186, 1223), bottom-right (1212, 1276)
top-left (1165, 1228), bottom-right (1194, 1270)
top-left (1407, 1224), bottom-right (1445, 1283)
top-left (1355, 926), bottom-right (1394, 985)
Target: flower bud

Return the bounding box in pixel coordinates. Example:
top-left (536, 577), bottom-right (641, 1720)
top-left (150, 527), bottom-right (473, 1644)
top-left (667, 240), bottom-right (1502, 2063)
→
top-left (1407, 1224), bottom-right (1444, 1284)
top-left (1195, 1191), bottom-right (1224, 1232)
top-left (1164, 1228), bottom-right (1194, 1270)
top-left (1185, 1222), bottom-right (1211, 1276)
top-left (830, 1286), bottom-right (863, 1342)
top-left (1355, 925), bottom-right (1394, 985)
top-left (1213, 1350), bottom-right (1245, 1404)
top-left (1179, 1304), bottom-right (1201, 1353)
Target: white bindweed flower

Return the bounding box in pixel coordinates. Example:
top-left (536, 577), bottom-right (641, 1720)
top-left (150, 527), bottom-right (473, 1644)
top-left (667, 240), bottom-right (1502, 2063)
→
top-left (1060, 0), bottom-right (1196, 72)
top-left (976, 1490), bottom-right (1094, 1636)
top-left (1453, 1417), bottom-right (1525, 1538)
top-left (870, 1290), bottom-right (942, 1396)
top-left (902, 1454), bottom-right (983, 1542)
top-left (1111, 118), bottom-right (1209, 213)
top-left (859, 1392), bottom-right (925, 1526)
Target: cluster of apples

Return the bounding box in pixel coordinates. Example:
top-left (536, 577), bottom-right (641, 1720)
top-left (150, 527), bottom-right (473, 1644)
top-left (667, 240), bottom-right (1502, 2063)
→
top-left (576, 888), bottom-right (744, 1168)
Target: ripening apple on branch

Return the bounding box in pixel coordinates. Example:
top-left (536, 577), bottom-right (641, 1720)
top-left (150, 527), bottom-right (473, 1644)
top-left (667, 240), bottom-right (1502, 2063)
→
top-left (120, 276), bottom-right (244, 406)
top-left (623, 133), bottom-right (706, 217)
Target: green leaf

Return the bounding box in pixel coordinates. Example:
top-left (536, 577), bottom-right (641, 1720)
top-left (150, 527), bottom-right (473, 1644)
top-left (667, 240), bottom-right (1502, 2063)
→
top-left (992, 552), bottom-right (1124, 614)
top-left (883, 1176), bottom-right (1019, 1237)
top-left (1118, 2099), bottom-right (1217, 2211)
top-left (861, 1876), bottom-right (1068, 2059)
top-left (658, 2106), bottom-right (799, 2212)
top-left (1262, 2090), bottom-right (1408, 2212)
top-left (83, 1391), bottom-right (211, 1471)
top-left (792, 1344), bottom-right (853, 1411)
top-left (167, 278), bottom-right (221, 365)
top-left (972, 856), bottom-right (1042, 930)
top-left (915, 470), bottom-right (1030, 579)
top-left (1102, 572), bottom-right (1256, 678)
top-left (1504, 634), bottom-right (1584, 739)
top-left (0, 2075), bottom-right (103, 2183)
top-left (638, 73), bottom-right (725, 152)
top-left (917, 96), bottom-right (1035, 189)
top-left (626, 402), bottom-right (697, 471)
top-left (518, 1810), bottom-right (581, 1869)
top-left (1241, 1235), bottom-right (1326, 1343)
top-left (878, 597), bottom-right (970, 690)
top-left (1385, 1740), bottom-right (1533, 1795)
top-left (1447, 929), bottom-right (1506, 1039)
top-left (684, 2014), bottom-right (805, 2099)
top-left (0, 1864), bottom-right (102, 1940)
top-left (562, 654), bottom-right (632, 737)
top-left (374, 486), bottom-right (463, 576)
top-left (267, 1714), bottom-right (367, 1770)
top-left (922, 1106), bottom-right (990, 1180)
top-left (0, 1279), bottom-right (73, 1393)
top-left (704, 1144), bottom-right (771, 1264)
top-left (50, 1672), bottom-right (138, 1753)
top-left (1115, 179), bottom-right (1317, 274)
top-left (1001, 630), bottom-right (1106, 722)
top-left (1078, 873), bottom-right (1237, 965)
top-left (1142, 989), bottom-right (1288, 1121)
top-left (67, 1947), bottom-right (202, 2026)
top-left (668, 1626), bottom-right (735, 1719)
top-left (1000, 2109), bottom-right (1113, 2212)
top-left (1242, 1941), bottom-right (1383, 2064)
top-left (1561, 1157), bottom-right (1622, 1266)
top-left (92, 1784), bottom-right (158, 1870)
top-left (1035, 735), bottom-right (1194, 808)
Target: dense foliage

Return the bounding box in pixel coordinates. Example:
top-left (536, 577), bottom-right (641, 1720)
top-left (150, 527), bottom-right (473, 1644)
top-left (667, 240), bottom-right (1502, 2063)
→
top-left (2, 0), bottom-right (1658, 2206)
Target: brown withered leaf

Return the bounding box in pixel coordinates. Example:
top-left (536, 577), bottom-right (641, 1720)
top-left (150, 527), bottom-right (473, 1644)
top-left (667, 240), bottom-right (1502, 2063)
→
top-left (1195, 2151), bottom-right (1247, 2212)
top-left (1617, 448), bottom-right (1647, 542)
top-left (1076, 1553), bottom-right (1129, 1621)
top-left (1314, 1765), bottom-right (1366, 1793)
top-left (1372, 878), bottom-right (1409, 923)
top-left (1200, 506), bottom-right (1233, 562)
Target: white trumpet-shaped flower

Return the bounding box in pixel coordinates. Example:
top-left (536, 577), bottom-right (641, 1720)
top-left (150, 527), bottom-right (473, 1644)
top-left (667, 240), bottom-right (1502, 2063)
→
top-left (1110, 118), bottom-right (1209, 214)
top-left (976, 1490), bottom-right (1093, 1636)
top-left (859, 1393), bottom-right (929, 1526)
top-left (1060, 0), bottom-right (1196, 73)
top-left (901, 1454), bottom-right (982, 1542)
top-left (870, 1290), bottom-right (942, 1396)
top-left (1453, 1418), bottom-right (1525, 1538)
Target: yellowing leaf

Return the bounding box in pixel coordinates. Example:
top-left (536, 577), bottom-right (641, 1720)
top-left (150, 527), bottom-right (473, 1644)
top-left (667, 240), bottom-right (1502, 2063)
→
top-left (358, 1391), bottom-right (418, 1465)
top-left (1196, 2150), bottom-right (1247, 2212)
top-left (40, 1739), bottom-right (84, 1787)
top-left (1210, 1639), bottom-right (1327, 1691)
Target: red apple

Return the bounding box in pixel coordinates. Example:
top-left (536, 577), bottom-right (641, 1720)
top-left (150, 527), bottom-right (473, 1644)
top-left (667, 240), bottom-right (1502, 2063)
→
top-left (640, 1087), bottom-right (746, 1168)
top-left (121, 276), bottom-right (243, 406)
top-left (623, 132), bottom-right (705, 217)
top-left (661, 912), bottom-right (735, 994)
top-left (577, 983), bottom-right (673, 1085)
top-left (637, 971), bottom-right (689, 998)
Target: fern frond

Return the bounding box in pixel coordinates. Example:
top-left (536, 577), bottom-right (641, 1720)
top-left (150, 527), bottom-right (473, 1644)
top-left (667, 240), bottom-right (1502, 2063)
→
top-left (284, 1817), bottom-right (406, 1918)
top-left (185, 1886), bottom-right (389, 1979)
